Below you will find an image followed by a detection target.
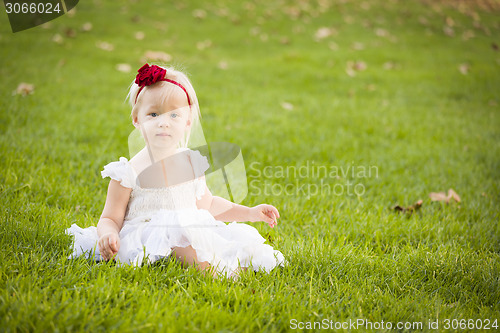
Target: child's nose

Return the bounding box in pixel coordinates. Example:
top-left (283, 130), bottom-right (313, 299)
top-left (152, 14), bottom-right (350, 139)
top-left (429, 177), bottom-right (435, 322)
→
top-left (157, 114), bottom-right (170, 127)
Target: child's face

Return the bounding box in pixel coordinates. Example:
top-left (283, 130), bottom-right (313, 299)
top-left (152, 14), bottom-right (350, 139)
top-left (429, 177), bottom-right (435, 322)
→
top-left (133, 85), bottom-right (191, 150)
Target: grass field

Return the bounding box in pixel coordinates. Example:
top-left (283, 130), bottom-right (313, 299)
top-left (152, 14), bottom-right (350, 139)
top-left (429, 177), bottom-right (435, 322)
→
top-left (1, 0), bottom-right (499, 331)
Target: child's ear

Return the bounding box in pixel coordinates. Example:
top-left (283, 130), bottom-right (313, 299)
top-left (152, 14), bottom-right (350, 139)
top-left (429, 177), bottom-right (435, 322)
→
top-left (133, 117), bottom-right (139, 128)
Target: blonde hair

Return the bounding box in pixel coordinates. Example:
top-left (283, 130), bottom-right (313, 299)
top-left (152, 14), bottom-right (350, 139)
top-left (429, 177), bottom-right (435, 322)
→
top-left (126, 65), bottom-right (201, 148)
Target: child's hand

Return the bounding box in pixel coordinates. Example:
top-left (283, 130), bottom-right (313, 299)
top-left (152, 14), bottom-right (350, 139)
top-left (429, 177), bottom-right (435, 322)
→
top-left (250, 204), bottom-right (280, 228)
top-left (98, 233), bottom-right (120, 260)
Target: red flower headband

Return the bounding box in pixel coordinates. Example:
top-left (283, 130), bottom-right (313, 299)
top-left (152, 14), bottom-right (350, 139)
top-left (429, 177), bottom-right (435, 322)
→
top-left (134, 64), bottom-right (192, 106)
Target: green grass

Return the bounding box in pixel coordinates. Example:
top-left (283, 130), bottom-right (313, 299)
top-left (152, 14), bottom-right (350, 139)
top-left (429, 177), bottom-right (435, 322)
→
top-left (1, 0), bottom-right (499, 331)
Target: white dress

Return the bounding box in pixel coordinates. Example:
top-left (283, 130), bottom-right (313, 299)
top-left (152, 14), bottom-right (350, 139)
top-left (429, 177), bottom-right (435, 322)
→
top-left (66, 149), bottom-right (285, 277)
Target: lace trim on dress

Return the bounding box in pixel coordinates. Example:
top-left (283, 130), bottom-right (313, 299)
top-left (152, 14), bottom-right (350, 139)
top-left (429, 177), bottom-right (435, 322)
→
top-left (101, 157), bottom-right (135, 189)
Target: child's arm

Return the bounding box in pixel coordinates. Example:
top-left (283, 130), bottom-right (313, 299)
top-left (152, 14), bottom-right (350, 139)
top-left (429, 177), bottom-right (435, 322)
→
top-left (97, 179), bottom-right (132, 260)
top-left (196, 184), bottom-right (279, 228)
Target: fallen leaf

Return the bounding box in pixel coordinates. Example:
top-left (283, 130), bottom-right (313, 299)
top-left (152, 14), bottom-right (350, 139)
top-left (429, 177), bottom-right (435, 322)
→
top-left (41, 22), bottom-right (53, 29)
top-left (429, 192), bottom-right (448, 202)
top-left (196, 39), bottom-right (212, 50)
top-left (249, 27), bottom-right (260, 36)
top-left (418, 16), bottom-right (429, 26)
top-left (64, 28), bottom-right (76, 38)
top-left (135, 31), bottom-right (145, 40)
top-left (141, 51), bottom-right (172, 63)
top-left (116, 64), bottom-right (131, 73)
top-left (216, 7), bottom-right (230, 17)
top-left (366, 84), bottom-right (376, 91)
top-left (314, 27), bottom-right (336, 41)
top-left (448, 189), bottom-right (461, 202)
top-left (96, 41), bottom-right (114, 51)
top-left (280, 102), bottom-right (294, 111)
top-left (52, 34), bottom-right (63, 44)
top-left (360, 2), bottom-right (370, 10)
top-left (346, 60), bottom-right (367, 76)
top-left (81, 22), bottom-right (92, 32)
top-left (192, 9), bottom-right (207, 19)
top-left (375, 28), bottom-right (388, 37)
top-left (383, 61), bottom-right (396, 70)
top-left (351, 42), bottom-right (364, 50)
top-left (218, 61), bottom-right (228, 70)
top-left (429, 188), bottom-right (461, 203)
top-left (343, 15), bottom-right (354, 24)
top-left (443, 26), bottom-right (455, 37)
top-left (445, 16), bottom-right (455, 27)
top-left (67, 8), bottom-right (76, 17)
top-left (461, 30), bottom-right (474, 41)
top-left (280, 37), bottom-right (290, 45)
top-left (458, 63), bottom-right (469, 75)
top-left (392, 200), bottom-right (423, 214)
top-left (328, 41), bottom-right (339, 51)
top-left (14, 83), bottom-right (35, 96)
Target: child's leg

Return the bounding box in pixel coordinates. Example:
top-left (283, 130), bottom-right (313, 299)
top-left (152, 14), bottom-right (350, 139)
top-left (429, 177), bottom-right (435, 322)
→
top-left (171, 245), bottom-right (217, 277)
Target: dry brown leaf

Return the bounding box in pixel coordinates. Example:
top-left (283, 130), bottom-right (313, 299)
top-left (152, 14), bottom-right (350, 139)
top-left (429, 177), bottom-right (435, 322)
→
top-left (280, 37), bottom-right (290, 45)
top-left (346, 61), bottom-right (367, 76)
top-left (52, 34), bottom-right (63, 44)
top-left (192, 9), bottom-right (207, 19)
top-left (141, 51), bottom-right (172, 63)
top-left (447, 189), bottom-right (461, 202)
top-left (445, 16), bottom-right (455, 27)
top-left (458, 63), bottom-right (469, 75)
top-left (328, 41), bottom-right (339, 51)
top-left (314, 27), bottom-right (337, 41)
top-left (81, 22), bottom-right (92, 32)
top-left (383, 61), bottom-right (396, 70)
top-left (135, 32), bottom-right (145, 40)
top-left (196, 39), bottom-right (212, 50)
top-left (344, 15), bottom-right (354, 24)
top-left (67, 8), bottom-right (76, 17)
top-left (96, 41), bottom-right (114, 51)
top-left (280, 102), bottom-right (294, 111)
top-left (351, 42), bottom-right (364, 50)
top-left (64, 28), bottom-right (76, 38)
top-left (375, 28), bottom-right (388, 37)
top-left (217, 61), bottom-right (228, 70)
top-left (429, 188), bottom-right (461, 203)
top-left (429, 192), bottom-right (448, 202)
top-left (418, 16), bottom-right (429, 26)
top-left (14, 83), bottom-right (35, 96)
top-left (462, 30), bottom-right (474, 41)
top-left (116, 64), bottom-right (131, 73)
top-left (443, 26), bottom-right (455, 37)
top-left (392, 200), bottom-right (423, 214)
top-left (41, 22), bottom-right (53, 29)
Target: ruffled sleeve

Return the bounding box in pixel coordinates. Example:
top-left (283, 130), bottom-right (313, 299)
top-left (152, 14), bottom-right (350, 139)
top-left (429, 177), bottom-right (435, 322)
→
top-left (101, 157), bottom-right (135, 189)
top-left (188, 149), bottom-right (210, 200)
top-left (189, 149), bottom-right (210, 178)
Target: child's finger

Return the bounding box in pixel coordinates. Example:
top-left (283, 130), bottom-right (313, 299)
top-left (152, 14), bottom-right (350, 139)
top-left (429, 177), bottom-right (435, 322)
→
top-left (109, 238), bottom-right (118, 253)
top-left (273, 211), bottom-right (278, 222)
top-left (272, 207), bottom-right (280, 219)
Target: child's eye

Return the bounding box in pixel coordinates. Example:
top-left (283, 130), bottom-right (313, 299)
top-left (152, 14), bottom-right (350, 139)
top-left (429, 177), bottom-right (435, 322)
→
top-left (170, 113), bottom-right (179, 118)
top-left (149, 112), bottom-right (158, 117)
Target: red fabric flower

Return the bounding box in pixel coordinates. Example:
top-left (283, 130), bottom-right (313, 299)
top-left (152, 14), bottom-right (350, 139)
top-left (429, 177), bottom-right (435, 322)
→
top-left (135, 64), bottom-right (166, 87)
